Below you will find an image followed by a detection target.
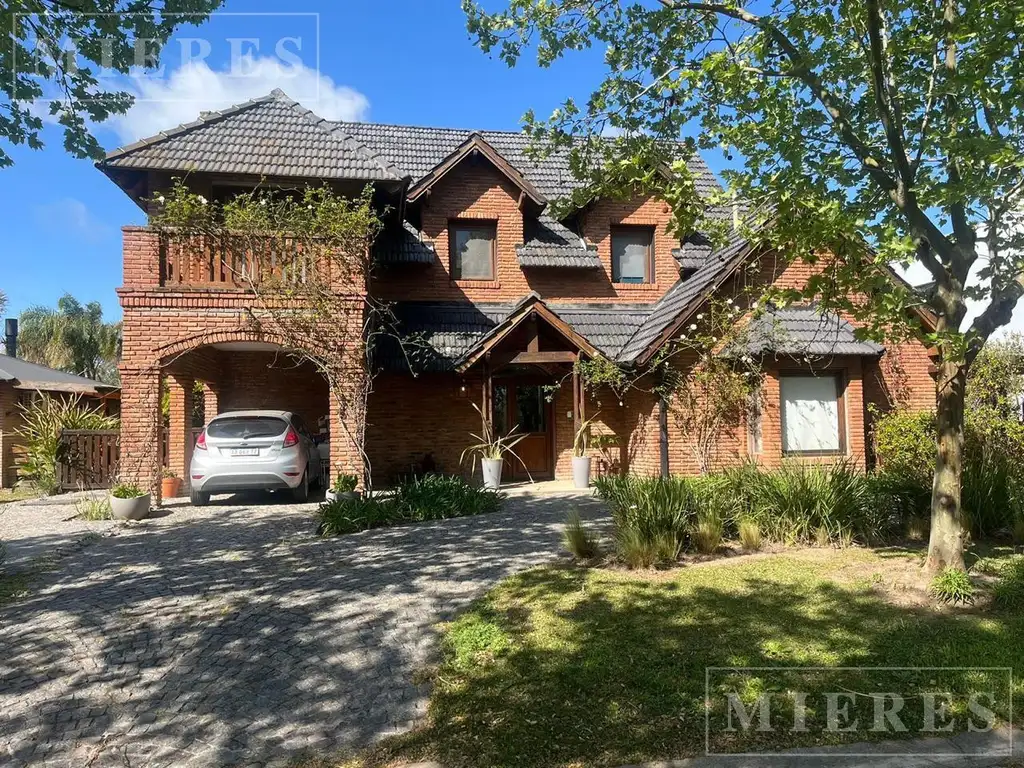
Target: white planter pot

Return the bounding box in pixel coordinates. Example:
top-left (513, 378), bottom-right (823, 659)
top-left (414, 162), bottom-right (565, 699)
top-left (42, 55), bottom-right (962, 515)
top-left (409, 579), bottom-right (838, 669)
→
top-left (481, 458), bottom-right (503, 489)
top-left (110, 493), bottom-right (151, 521)
top-left (325, 489), bottom-right (360, 502)
top-left (572, 456), bottom-right (592, 489)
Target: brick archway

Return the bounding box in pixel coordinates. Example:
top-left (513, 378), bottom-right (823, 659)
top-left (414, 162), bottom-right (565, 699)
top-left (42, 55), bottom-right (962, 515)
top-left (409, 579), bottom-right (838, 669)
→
top-left (156, 327), bottom-right (295, 366)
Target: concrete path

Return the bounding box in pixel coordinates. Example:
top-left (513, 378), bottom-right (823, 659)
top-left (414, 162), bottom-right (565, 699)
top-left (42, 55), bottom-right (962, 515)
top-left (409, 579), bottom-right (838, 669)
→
top-left (0, 488), bottom-right (605, 767)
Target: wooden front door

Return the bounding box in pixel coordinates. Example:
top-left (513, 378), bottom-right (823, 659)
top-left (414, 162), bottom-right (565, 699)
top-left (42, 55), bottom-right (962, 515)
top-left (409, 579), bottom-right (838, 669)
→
top-left (493, 382), bottom-right (553, 480)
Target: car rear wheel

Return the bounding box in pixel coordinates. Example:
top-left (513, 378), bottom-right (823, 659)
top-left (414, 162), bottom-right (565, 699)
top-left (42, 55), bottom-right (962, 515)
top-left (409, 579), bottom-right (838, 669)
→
top-left (291, 471), bottom-right (309, 503)
top-left (190, 489), bottom-right (210, 506)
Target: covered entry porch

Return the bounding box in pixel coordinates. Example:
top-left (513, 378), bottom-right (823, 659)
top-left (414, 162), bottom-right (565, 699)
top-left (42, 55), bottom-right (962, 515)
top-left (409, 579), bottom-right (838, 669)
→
top-left (457, 296), bottom-right (598, 483)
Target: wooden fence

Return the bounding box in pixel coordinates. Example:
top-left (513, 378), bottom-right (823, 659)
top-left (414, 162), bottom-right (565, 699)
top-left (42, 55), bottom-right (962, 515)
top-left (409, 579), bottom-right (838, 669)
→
top-left (57, 429), bottom-right (120, 491)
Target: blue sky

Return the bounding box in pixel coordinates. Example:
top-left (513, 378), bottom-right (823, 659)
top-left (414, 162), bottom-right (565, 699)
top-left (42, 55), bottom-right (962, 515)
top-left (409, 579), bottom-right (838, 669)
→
top-left (2, 0), bottom-right (662, 322)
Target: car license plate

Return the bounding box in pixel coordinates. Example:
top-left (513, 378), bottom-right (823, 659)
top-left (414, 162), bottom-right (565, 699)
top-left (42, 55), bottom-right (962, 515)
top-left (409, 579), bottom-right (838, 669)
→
top-left (231, 448), bottom-right (259, 457)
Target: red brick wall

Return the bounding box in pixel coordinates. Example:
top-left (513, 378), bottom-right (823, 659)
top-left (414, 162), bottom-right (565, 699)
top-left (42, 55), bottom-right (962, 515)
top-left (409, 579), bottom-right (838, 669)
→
top-left (374, 161), bottom-right (680, 304)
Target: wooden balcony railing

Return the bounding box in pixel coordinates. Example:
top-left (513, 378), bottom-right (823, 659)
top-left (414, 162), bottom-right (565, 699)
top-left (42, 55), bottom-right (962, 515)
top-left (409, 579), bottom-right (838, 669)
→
top-left (159, 233), bottom-right (318, 289)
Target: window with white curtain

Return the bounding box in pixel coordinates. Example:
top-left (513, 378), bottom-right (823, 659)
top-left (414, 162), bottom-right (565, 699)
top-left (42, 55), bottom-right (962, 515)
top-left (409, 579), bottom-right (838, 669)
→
top-left (450, 221), bottom-right (496, 280)
top-left (611, 226), bottom-right (654, 283)
top-left (780, 374), bottom-right (843, 454)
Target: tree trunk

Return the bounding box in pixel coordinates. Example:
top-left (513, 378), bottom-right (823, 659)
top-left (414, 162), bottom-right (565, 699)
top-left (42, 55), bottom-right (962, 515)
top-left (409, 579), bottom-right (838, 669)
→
top-left (925, 358), bottom-right (967, 572)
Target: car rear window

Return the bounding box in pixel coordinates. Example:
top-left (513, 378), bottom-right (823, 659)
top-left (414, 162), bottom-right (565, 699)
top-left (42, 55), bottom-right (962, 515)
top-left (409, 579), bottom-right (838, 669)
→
top-left (207, 416), bottom-right (288, 439)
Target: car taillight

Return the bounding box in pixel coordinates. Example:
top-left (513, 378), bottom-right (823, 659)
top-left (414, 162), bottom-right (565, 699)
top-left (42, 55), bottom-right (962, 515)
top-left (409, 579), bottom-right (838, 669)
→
top-left (282, 427), bottom-right (299, 448)
top-left (195, 430), bottom-right (207, 450)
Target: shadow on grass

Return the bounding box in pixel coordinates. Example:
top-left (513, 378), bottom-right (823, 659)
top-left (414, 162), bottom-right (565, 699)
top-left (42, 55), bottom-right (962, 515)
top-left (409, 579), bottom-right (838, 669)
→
top-left (368, 556), bottom-right (1022, 768)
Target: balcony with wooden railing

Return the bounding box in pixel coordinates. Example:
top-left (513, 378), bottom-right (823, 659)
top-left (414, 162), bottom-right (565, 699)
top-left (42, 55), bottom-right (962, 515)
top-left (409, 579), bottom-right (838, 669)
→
top-left (159, 232), bottom-right (319, 289)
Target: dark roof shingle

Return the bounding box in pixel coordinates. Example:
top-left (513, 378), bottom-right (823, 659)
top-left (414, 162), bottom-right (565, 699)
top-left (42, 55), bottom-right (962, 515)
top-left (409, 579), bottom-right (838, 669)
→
top-left (516, 216), bottom-right (600, 269)
top-left (735, 306), bottom-right (885, 358)
top-left (102, 90), bottom-right (403, 182)
top-left (0, 356), bottom-right (116, 394)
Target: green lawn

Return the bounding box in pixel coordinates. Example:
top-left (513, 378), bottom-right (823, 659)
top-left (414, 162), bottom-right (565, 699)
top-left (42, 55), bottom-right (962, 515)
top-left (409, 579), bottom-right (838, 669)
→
top-left (0, 486), bottom-right (42, 504)
top-left (339, 546), bottom-right (1023, 768)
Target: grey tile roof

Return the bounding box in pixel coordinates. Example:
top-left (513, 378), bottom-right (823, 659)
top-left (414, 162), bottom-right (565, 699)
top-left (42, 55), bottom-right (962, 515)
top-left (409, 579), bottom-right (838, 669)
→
top-left (617, 228), bottom-right (754, 363)
top-left (0, 355), bottom-right (116, 394)
top-left (734, 306), bottom-right (885, 357)
top-left (338, 120), bottom-right (724, 202)
top-left (671, 233), bottom-right (714, 270)
top-left (102, 90), bottom-right (403, 181)
top-left (516, 216), bottom-right (601, 269)
top-left (383, 300), bottom-right (651, 372)
top-left (374, 221), bottom-right (435, 265)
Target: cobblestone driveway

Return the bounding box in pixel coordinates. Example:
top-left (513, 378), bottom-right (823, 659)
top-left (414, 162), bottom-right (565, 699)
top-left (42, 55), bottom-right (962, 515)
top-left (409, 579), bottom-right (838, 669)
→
top-left (0, 490), bottom-right (606, 767)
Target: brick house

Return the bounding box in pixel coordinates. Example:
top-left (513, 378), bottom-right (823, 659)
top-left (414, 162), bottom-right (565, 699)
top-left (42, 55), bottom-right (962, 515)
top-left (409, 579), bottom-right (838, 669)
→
top-left (98, 89), bottom-right (935, 492)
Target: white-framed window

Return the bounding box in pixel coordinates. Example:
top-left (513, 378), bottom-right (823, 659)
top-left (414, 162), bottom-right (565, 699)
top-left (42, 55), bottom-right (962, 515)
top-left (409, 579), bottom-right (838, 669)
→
top-left (450, 221), bottom-right (497, 280)
top-left (780, 374), bottom-right (845, 455)
top-left (611, 225), bottom-right (654, 284)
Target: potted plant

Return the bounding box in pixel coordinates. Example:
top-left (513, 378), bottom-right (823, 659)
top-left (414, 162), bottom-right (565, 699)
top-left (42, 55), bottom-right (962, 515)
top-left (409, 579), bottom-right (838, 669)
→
top-left (461, 403), bottom-right (529, 489)
top-left (109, 481), bottom-right (151, 520)
top-left (571, 414), bottom-right (600, 489)
top-left (160, 468), bottom-right (182, 499)
top-left (325, 473), bottom-right (360, 502)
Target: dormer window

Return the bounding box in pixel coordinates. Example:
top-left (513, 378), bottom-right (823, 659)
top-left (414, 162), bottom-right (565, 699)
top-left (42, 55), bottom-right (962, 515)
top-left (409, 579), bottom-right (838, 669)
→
top-left (450, 220), bottom-right (497, 280)
top-left (611, 225), bottom-right (654, 284)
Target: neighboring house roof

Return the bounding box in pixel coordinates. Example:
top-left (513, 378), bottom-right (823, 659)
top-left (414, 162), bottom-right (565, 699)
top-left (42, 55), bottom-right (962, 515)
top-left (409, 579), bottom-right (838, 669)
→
top-left (733, 306), bottom-right (885, 358)
top-left (384, 299), bottom-right (651, 372)
top-left (100, 90), bottom-right (404, 182)
top-left (374, 221), bottom-right (436, 265)
top-left (516, 216), bottom-right (601, 269)
top-left (0, 356), bottom-right (117, 395)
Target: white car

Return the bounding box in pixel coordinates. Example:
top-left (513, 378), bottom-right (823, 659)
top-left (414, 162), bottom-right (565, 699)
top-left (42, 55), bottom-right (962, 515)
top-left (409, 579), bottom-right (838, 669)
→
top-left (189, 410), bottom-right (323, 506)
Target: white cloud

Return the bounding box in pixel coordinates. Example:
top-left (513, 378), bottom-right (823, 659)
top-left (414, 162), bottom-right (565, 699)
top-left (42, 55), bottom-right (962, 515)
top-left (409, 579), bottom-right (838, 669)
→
top-left (34, 198), bottom-right (112, 242)
top-left (106, 56), bottom-right (370, 144)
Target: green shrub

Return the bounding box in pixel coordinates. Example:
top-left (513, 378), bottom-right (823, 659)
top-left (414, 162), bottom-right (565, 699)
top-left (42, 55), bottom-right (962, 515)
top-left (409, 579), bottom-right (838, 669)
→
top-left (76, 496), bottom-right (111, 520)
top-left (873, 405), bottom-right (1024, 538)
top-left (317, 495), bottom-right (396, 535)
top-left (16, 394), bottom-right (119, 495)
top-left (737, 519), bottom-right (762, 551)
top-left (563, 510), bottom-right (602, 561)
top-left (993, 559), bottom-right (1024, 610)
top-left (873, 408), bottom-right (935, 481)
top-left (331, 473), bottom-right (358, 493)
top-left (390, 474), bottom-right (503, 521)
top-left (929, 568), bottom-right (975, 605)
top-left (317, 475), bottom-right (502, 536)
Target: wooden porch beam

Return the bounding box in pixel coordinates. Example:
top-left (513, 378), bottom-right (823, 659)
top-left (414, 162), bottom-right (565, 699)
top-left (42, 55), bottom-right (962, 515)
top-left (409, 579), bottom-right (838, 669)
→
top-left (509, 350), bottom-right (578, 364)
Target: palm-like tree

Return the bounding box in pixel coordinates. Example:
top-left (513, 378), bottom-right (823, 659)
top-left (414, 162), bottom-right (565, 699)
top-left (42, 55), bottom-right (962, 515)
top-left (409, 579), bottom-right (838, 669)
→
top-left (18, 294), bottom-right (121, 383)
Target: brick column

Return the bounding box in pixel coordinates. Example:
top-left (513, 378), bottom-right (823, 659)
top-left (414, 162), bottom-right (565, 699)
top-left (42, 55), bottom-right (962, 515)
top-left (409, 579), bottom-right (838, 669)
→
top-left (328, 387), bottom-right (365, 486)
top-left (201, 383), bottom-right (219, 420)
top-left (118, 367), bottom-right (164, 502)
top-left (167, 374), bottom-right (195, 489)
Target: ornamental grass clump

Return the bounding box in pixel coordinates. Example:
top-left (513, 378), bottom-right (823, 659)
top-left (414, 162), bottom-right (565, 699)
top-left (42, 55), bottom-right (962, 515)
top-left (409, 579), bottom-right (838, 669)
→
top-left (992, 558), bottom-right (1024, 610)
top-left (562, 510), bottom-right (602, 561)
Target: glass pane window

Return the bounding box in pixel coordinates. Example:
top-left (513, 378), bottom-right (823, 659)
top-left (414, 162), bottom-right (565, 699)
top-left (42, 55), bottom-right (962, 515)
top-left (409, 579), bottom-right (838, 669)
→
top-left (207, 416), bottom-right (288, 439)
top-left (780, 375), bottom-right (842, 453)
top-left (611, 226), bottom-right (653, 283)
top-left (514, 386), bottom-right (546, 433)
top-left (493, 385), bottom-right (508, 433)
top-left (451, 222), bottom-right (496, 280)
